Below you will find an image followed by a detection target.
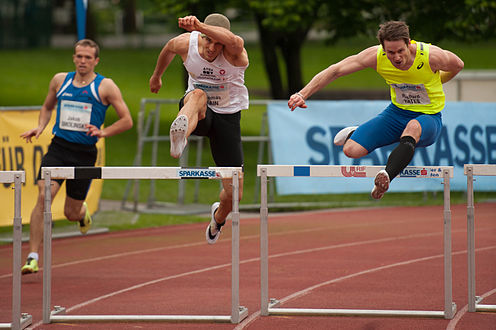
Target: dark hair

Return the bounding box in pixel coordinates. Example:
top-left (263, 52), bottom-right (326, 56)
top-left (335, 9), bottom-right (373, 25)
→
top-left (376, 21), bottom-right (410, 48)
top-left (74, 39), bottom-right (100, 58)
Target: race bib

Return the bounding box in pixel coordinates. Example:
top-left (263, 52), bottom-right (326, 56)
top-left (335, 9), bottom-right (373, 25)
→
top-left (391, 83), bottom-right (431, 105)
top-left (193, 83), bottom-right (230, 107)
top-left (59, 100), bottom-right (92, 131)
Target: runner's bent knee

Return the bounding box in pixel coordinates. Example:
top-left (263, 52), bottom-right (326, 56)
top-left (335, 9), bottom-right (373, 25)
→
top-left (64, 200), bottom-right (84, 220)
top-left (186, 89), bottom-right (207, 104)
top-left (402, 119), bottom-right (421, 141)
top-left (343, 140), bottom-right (368, 158)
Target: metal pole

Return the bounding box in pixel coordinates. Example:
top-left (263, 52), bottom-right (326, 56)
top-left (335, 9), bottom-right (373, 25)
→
top-left (133, 98), bottom-right (146, 212)
top-left (267, 142), bottom-right (275, 203)
top-left (193, 138), bottom-right (204, 203)
top-left (231, 171), bottom-right (240, 323)
top-left (11, 174), bottom-right (22, 330)
top-left (42, 170), bottom-right (53, 323)
top-left (466, 166), bottom-right (476, 312)
top-left (254, 112), bottom-right (268, 203)
top-left (148, 104), bottom-right (162, 206)
top-left (178, 147), bottom-right (188, 205)
top-left (443, 169), bottom-right (455, 319)
top-left (260, 168), bottom-right (269, 315)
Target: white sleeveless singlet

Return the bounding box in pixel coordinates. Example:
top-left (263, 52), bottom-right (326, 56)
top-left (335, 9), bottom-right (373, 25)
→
top-left (183, 31), bottom-right (249, 114)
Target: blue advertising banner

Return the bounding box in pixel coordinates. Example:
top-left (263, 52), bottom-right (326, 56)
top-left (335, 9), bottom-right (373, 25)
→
top-left (267, 101), bottom-right (496, 194)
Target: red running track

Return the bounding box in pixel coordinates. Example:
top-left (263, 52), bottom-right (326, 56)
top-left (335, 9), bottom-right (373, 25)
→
top-left (0, 203), bottom-right (495, 329)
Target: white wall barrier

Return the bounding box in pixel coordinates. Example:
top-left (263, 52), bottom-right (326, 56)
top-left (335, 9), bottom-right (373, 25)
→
top-left (258, 165), bottom-right (457, 319)
top-left (464, 164), bottom-right (496, 313)
top-left (40, 166), bottom-right (247, 324)
top-left (0, 171), bottom-right (32, 330)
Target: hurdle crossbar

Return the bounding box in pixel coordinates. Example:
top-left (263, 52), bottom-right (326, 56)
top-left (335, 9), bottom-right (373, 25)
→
top-left (0, 171), bottom-right (32, 330)
top-left (464, 164), bottom-right (496, 313)
top-left (41, 166), bottom-right (248, 324)
top-left (258, 165), bottom-right (456, 319)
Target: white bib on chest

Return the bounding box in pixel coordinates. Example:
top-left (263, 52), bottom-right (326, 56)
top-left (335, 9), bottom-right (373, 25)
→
top-left (59, 100), bottom-right (92, 131)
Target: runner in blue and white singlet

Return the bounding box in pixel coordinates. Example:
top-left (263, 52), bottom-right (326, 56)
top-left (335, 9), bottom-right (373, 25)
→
top-left (19, 39), bottom-right (133, 275)
top-left (54, 71), bottom-right (109, 144)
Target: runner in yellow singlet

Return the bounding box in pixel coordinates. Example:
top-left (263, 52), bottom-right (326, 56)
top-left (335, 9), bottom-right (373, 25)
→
top-left (288, 21), bottom-right (464, 199)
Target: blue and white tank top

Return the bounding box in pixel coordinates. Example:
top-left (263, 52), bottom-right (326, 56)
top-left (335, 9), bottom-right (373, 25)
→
top-left (53, 72), bottom-right (109, 145)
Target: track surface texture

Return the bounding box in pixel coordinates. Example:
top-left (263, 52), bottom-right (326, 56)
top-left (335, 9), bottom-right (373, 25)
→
top-left (1, 203), bottom-right (495, 329)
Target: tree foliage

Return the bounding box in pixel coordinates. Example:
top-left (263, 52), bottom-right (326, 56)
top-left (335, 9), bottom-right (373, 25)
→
top-left (149, 0), bottom-right (496, 99)
top-left (245, 0), bottom-right (322, 98)
top-left (318, 0), bottom-right (496, 44)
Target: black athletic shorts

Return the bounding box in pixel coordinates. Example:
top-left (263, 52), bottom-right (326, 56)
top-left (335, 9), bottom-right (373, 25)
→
top-left (179, 95), bottom-right (244, 169)
top-left (37, 136), bottom-right (98, 200)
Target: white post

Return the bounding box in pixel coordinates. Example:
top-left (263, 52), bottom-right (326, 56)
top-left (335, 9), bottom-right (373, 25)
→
top-left (443, 169), bottom-right (455, 319)
top-left (260, 168), bottom-right (269, 315)
top-left (42, 170), bottom-right (53, 323)
top-left (231, 171), bottom-right (240, 323)
top-left (466, 166), bottom-right (476, 312)
top-left (11, 174), bottom-right (23, 330)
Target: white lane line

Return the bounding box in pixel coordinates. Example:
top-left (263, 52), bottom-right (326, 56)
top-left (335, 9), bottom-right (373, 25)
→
top-left (28, 233), bottom-right (494, 330)
top-left (0, 216), bottom-right (445, 279)
top-left (446, 287), bottom-right (496, 330)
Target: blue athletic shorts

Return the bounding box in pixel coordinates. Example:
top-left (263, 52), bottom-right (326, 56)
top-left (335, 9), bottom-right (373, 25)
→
top-left (350, 103), bottom-right (442, 153)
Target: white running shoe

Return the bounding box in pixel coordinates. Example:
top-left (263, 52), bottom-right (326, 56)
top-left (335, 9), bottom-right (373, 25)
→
top-left (205, 202), bottom-right (225, 244)
top-left (334, 126), bottom-right (358, 146)
top-left (371, 170), bottom-right (390, 200)
top-left (170, 115), bottom-right (188, 158)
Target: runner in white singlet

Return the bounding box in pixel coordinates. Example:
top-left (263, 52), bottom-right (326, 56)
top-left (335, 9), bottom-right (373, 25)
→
top-left (149, 13), bottom-right (249, 244)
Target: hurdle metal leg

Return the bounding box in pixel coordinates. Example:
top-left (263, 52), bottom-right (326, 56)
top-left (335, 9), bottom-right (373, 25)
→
top-left (442, 169), bottom-right (456, 319)
top-left (260, 168), bottom-right (269, 316)
top-left (0, 171), bottom-right (32, 330)
top-left (465, 164), bottom-right (496, 313)
top-left (42, 170), bottom-right (53, 324)
top-left (231, 171), bottom-right (249, 323)
top-left (42, 167), bottom-right (247, 324)
top-left (259, 165), bottom-right (456, 319)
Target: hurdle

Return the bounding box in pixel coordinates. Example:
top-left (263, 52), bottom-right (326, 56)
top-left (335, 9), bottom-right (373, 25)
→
top-left (41, 166), bottom-right (248, 324)
top-left (0, 171), bottom-right (32, 330)
top-left (258, 165), bottom-right (457, 319)
top-left (464, 164), bottom-right (496, 313)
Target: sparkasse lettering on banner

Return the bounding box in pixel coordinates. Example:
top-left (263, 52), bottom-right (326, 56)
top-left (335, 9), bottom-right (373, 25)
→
top-left (267, 100), bottom-right (496, 194)
top-left (177, 169), bottom-right (219, 178)
top-left (399, 167), bottom-right (443, 178)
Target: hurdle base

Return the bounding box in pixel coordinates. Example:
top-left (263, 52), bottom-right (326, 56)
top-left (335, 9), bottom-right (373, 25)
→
top-left (236, 306), bottom-right (249, 323)
top-left (0, 313), bottom-right (32, 329)
top-left (269, 298), bottom-right (281, 308)
top-left (476, 304), bottom-right (496, 312)
top-left (50, 306), bottom-right (249, 324)
top-left (267, 307), bottom-right (450, 318)
top-left (471, 296), bottom-right (496, 313)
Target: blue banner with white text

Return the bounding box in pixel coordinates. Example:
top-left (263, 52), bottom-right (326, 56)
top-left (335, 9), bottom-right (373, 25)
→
top-left (267, 100), bottom-right (496, 194)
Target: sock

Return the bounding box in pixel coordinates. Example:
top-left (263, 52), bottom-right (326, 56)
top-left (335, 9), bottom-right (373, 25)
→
top-left (385, 136), bottom-right (416, 181)
top-left (28, 252), bottom-right (39, 261)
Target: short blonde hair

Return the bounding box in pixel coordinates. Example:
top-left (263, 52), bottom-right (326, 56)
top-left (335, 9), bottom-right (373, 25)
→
top-left (74, 39), bottom-right (100, 58)
top-left (203, 13), bottom-right (230, 30)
